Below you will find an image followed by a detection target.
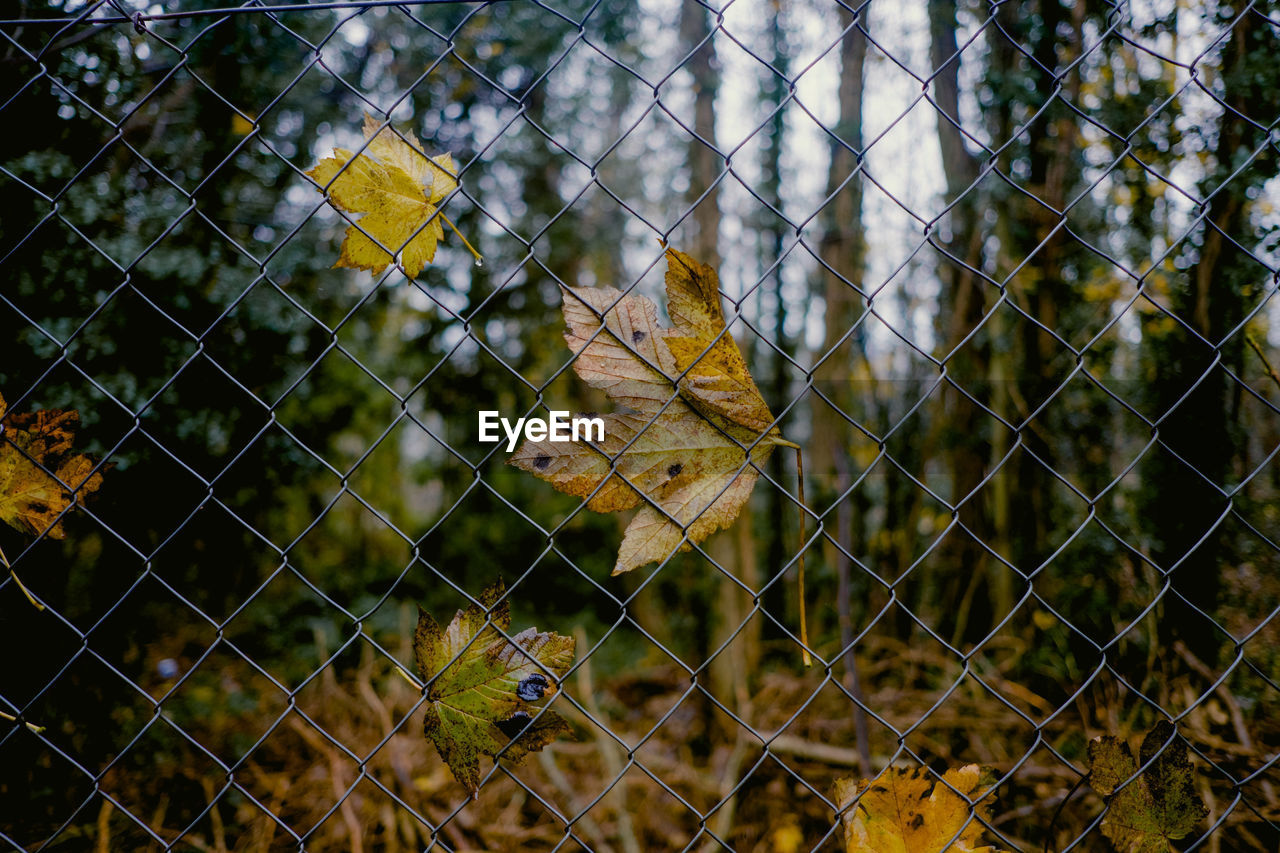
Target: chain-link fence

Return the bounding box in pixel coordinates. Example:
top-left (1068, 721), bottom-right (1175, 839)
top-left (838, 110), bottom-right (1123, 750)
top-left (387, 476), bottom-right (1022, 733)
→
top-left (3, 0), bottom-right (1280, 850)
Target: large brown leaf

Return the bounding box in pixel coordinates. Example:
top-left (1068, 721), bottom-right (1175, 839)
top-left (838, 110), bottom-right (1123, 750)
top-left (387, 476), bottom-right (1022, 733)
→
top-left (511, 248), bottom-right (793, 574)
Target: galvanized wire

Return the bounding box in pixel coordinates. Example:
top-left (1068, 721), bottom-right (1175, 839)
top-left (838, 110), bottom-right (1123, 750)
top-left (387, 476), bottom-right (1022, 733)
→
top-left (2, 1), bottom-right (1279, 851)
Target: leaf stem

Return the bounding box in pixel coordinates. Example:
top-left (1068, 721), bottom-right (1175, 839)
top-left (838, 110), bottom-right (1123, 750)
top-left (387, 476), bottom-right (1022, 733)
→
top-left (1044, 773), bottom-right (1088, 853)
top-left (394, 665), bottom-right (422, 691)
top-left (0, 709), bottom-right (46, 734)
top-left (436, 211), bottom-right (483, 266)
top-left (795, 446), bottom-right (810, 667)
top-left (1246, 333), bottom-right (1280, 392)
top-left (0, 544), bottom-right (43, 611)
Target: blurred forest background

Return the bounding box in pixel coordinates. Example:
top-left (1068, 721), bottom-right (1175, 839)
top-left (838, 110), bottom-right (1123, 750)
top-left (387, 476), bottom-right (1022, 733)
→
top-left (2, 0), bottom-right (1279, 850)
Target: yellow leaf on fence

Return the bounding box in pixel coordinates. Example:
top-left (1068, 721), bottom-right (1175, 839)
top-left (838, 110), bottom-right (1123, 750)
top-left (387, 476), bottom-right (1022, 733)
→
top-left (662, 247), bottom-right (781, 435)
top-left (306, 114), bottom-right (473, 278)
top-left (0, 391), bottom-right (104, 540)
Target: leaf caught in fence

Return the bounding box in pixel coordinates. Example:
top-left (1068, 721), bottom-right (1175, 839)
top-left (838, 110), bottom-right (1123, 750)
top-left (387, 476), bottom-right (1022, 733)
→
top-left (306, 114), bottom-right (477, 277)
top-left (833, 764), bottom-right (1003, 853)
top-left (0, 391), bottom-right (104, 541)
top-left (1087, 721), bottom-right (1207, 852)
top-left (414, 580), bottom-right (575, 796)
top-left (662, 248), bottom-right (783, 435)
top-left (0, 391), bottom-right (106, 609)
top-left (511, 247), bottom-right (795, 574)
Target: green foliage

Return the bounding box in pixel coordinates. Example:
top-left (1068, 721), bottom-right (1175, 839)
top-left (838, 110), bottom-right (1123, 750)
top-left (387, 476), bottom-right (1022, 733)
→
top-left (1, 1), bottom-right (639, 837)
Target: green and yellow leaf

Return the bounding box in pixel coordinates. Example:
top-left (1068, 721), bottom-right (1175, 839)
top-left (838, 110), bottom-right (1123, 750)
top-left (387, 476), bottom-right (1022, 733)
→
top-left (414, 580), bottom-right (575, 796)
top-left (1087, 721), bottom-right (1207, 852)
top-left (0, 391), bottom-right (105, 540)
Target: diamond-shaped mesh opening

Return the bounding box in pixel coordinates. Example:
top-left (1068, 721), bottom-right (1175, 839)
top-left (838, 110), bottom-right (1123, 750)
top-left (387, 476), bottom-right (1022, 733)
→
top-left (5, 2), bottom-right (1280, 851)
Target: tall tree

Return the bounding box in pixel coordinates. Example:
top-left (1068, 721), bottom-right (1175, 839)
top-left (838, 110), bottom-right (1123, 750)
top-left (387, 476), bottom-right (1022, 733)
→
top-left (757, 4), bottom-right (788, 277)
top-left (757, 0), bottom-right (792, 685)
top-left (679, 1), bottom-right (722, 267)
top-left (927, 0), bottom-right (995, 643)
top-left (673, 0), bottom-right (745, 753)
top-left (811, 0), bottom-right (872, 769)
top-left (1146, 5), bottom-right (1280, 662)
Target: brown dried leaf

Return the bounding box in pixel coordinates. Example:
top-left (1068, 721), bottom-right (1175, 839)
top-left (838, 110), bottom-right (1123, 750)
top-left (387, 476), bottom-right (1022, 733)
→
top-left (0, 391), bottom-right (105, 540)
top-left (511, 249), bottom-right (790, 574)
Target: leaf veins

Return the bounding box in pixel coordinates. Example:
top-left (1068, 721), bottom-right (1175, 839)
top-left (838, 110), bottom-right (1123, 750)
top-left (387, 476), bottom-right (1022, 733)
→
top-left (306, 114), bottom-right (476, 278)
top-left (833, 764), bottom-right (1004, 853)
top-left (413, 580), bottom-right (575, 796)
top-left (510, 247), bottom-right (795, 575)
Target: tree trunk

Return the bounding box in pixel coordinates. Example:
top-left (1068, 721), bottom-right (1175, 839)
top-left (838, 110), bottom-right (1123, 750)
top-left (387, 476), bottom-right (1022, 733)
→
top-left (928, 0), bottom-right (994, 642)
top-left (1148, 11), bottom-right (1272, 663)
top-left (673, 1), bottom-right (742, 748)
top-left (811, 2), bottom-right (872, 770)
top-left (760, 2), bottom-right (791, 686)
top-left (679, 0), bottom-right (721, 267)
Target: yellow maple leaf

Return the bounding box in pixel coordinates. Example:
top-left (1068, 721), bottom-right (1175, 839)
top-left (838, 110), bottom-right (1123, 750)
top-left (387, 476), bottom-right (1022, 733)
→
top-left (510, 248), bottom-right (796, 575)
top-left (0, 391), bottom-right (105, 540)
top-left (834, 765), bottom-right (1003, 853)
top-left (306, 114), bottom-right (474, 278)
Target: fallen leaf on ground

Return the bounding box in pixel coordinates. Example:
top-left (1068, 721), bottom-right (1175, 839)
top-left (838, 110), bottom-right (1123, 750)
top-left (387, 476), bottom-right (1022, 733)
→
top-left (414, 580), bottom-right (575, 796)
top-left (833, 764), bottom-right (1002, 852)
top-left (1087, 721), bottom-right (1207, 852)
top-left (511, 247), bottom-right (795, 574)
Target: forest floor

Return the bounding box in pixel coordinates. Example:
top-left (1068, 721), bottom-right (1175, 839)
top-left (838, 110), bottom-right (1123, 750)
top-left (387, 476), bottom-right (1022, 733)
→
top-left (79, 621), bottom-right (1280, 853)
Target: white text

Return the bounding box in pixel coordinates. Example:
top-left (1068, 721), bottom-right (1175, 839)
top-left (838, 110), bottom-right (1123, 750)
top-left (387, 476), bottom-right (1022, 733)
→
top-left (478, 410), bottom-right (605, 451)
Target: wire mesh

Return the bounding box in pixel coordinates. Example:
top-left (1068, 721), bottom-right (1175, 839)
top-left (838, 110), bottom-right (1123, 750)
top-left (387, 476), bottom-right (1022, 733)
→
top-left (2, 0), bottom-right (1279, 851)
